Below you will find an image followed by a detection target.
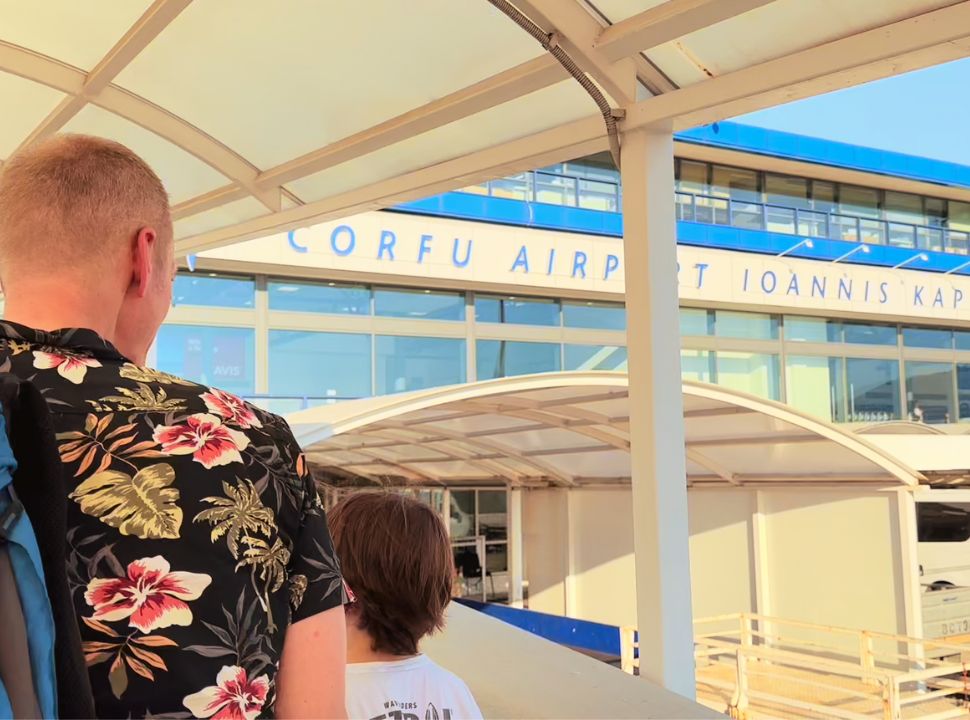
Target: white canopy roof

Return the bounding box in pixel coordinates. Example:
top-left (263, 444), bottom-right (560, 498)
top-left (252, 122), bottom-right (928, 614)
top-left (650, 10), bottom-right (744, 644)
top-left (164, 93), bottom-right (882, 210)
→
top-left (287, 373), bottom-right (923, 489)
top-left (1, 1), bottom-right (967, 256)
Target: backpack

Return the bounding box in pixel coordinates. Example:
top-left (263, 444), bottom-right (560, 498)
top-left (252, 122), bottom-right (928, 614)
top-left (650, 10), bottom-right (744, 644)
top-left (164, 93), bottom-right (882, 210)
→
top-left (0, 376), bottom-right (94, 718)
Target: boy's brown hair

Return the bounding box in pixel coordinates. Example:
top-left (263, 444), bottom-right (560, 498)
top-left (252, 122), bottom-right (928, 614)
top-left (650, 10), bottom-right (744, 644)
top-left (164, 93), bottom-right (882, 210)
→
top-left (329, 491), bottom-right (453, 656)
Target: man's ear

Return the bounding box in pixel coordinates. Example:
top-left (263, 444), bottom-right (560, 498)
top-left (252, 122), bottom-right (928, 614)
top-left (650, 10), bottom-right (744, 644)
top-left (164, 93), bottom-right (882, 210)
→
top-left (131, 227), bottom-right (157, 298)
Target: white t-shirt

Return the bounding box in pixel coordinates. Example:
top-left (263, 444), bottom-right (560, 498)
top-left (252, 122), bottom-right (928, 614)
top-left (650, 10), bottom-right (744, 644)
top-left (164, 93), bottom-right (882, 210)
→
top-left (345, 654), bottom-right (484, 720)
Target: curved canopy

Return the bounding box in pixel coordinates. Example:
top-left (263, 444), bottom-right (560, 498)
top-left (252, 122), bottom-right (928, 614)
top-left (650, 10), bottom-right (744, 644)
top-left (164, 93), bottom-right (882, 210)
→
top-left (1, 1), bottom-right (967, 256)
top-left (287, 372), bottom-right (923, 488)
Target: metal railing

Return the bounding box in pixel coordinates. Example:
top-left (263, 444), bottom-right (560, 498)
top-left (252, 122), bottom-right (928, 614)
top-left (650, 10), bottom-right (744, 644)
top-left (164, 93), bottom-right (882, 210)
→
top-left (457, 168), bottom-right (970, 256)
top-left (675, 191), bottom-right (970, 255)
top-left (621, 613), bottom-right (970, 719)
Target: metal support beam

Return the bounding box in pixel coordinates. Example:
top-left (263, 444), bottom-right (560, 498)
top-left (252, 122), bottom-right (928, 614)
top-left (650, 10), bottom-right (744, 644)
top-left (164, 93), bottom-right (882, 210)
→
top-left (596, 0), bottom-right (776, 62)
top-left (620, 123), bottom-right (695, 697)
top-left (511, 0), bottom-right (637, 104)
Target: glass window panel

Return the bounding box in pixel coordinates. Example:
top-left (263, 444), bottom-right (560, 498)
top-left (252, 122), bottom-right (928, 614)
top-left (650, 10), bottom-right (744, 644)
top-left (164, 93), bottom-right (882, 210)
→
top-left (956, 332), bottom-right (970, 351)
top-left (172, 273), bottom-right (254, 308)
top-left (484, 544), bottom-right (508, 577)
top-left (489, 174), bottom-right (531, 201)
top-left (926, 198), bottom-right (947, 228)
top-left (714, 310), bottom-right (778, 340)
top-left (884, 191), bottom-right (925, 225)
top-left (951, 201), bottom-right (970, 233)
top-left (562, 301), bottom-right (626, 330)
top-left (374, 288), bottom-right (464, 320)
top-left (476, 340), bottom-right (561, 380)
top-left (268, 330), bottom-right (371, 399)
top-left (846, 358), bottom-right (900, 422)
top-left (715, 352), bottom-right (780, 400)
top-left (478, 490), bottom-right (507, 542)
top-left (903, 327), bottom-right (953, 349)
top-left (375, 335), bottom-right (466, 394)
top-left (765, 174), bottom-right (810, 209)
top-left (156, 325), bottom-right (255, 395)
top-left (786, 356), bottom-right (846, 422)
top-left (474, 295), bottom-right (559, 326)
top-left (957, 365), bottom-right (970, 421)
top-left (918, 503), bottom-right (970, 542)
top-left (905, 361), bottom-right (954, 424)
top-left (676, 160), bottom-right (708, 195)
top-left (840, 185), bottom-right (881, 218)
top-left (785, 316), bottom-right (842, 343)
top-left (711, 165), bottom-right (760, 203)
top-left (680, 308), bottom-right (712, 336)
top-left (564, 344), bottom-right (627, 371)
top-left (450, 490), bottom-right (476, 539)
top-left (843, 322), bottom-right (897, 346)
top-left (578, 178), bottom-right (619, 212)
top-left (268, 280), bottom-right (369, 314)
top-left (534, 172), bottom-right (577, 207)
top-left (811, 181), bottom-right (837, 213)
top-left (681, 349), bottom-right (713, 383)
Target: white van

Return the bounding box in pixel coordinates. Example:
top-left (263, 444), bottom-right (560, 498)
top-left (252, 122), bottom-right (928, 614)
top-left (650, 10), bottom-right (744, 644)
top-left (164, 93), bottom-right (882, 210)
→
top-left (916, 489), bottom-right (970, 590)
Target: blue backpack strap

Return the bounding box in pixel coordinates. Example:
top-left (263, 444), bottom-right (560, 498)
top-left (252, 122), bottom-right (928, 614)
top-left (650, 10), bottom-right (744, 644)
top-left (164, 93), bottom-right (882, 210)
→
top-left (0, 412), bottom-right (57, 719)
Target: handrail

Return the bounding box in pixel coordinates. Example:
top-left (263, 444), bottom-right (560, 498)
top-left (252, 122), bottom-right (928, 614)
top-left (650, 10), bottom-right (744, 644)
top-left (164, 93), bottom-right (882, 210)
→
top-left (459, 168), bottom-right (970, 258)
top-left (623, 613), bottom-right (970, 718)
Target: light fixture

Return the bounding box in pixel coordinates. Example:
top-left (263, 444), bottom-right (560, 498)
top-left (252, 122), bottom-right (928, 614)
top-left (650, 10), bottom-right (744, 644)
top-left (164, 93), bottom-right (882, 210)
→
top-left (831, 245), bottom-right (870, 263)
top-left (944, 259), bottom-right (970, 275)
top-left (776, 239), bottom-right (814, 257)
top-left (891, 252), bottom-right (928, 270)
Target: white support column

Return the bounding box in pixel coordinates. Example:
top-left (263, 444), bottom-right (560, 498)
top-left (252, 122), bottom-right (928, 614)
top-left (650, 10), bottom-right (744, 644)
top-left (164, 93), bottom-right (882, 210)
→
top-left (621, 123), bottom-right (696, 698)
top-left (896, 489), bottom-right (925, 644)
top-left (509, 488), bottom-right (525, 608)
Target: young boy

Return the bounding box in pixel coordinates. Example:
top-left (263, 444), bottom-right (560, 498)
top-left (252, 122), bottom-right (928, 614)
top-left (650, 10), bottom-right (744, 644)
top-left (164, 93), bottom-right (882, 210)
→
top-left (329, 492), bottom-right (483, 720)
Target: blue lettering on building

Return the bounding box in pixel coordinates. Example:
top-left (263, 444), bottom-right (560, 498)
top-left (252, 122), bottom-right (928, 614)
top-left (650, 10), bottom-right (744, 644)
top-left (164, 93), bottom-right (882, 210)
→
top-left (330, 225), bottom-right (355, 257)
top-left (761, 270), bottom-right (777, 294)
top-left (956, 289), bottom-right (965, 309)
top-left (838, 278), bottom-right (852, 301)
top-left (786, 274), bottom-right (799, 296)
top-left (694, 262), bottom-right (708, 288)
top-left (934, 289), bottom-right (945, 308)
top-left (811, 276), bottom-right (826, 299)
top-left (572, 251), bottom-right (588, 279)
top-left (417, 234), bottom-right (433, 263)
top-left (452, 238), bottom-right (473, 268)
top-left (287, 229), bottom-right (308, 254)
top-left (547, 248), bottom-right (556, 275)
top-left (604, 254), bottom-right (620, 281)
top-left (914, 286), bottom-right (925, 306)
top-left (378, 229), bottom-right (396, 260)
top-left (511, 245), bottom-right (530, 273)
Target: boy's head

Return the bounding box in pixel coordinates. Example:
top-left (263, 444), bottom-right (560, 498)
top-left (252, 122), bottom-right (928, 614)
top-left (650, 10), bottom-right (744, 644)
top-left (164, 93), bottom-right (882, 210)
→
top-left (329, 491), bottom-right (453, 656)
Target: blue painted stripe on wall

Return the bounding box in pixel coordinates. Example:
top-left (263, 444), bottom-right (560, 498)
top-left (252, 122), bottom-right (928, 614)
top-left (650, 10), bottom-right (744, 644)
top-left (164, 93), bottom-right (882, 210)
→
top-left (455, 598), bottom-right (624, 657)
top-left (393, 193), bottom-right (970, 276)
top-left (675, 121), bottom-right (970, 190)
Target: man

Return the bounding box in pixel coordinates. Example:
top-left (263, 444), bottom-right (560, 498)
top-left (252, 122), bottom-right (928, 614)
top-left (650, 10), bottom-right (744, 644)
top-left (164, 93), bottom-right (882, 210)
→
top-left (0, 135), bottom-right (347, 718)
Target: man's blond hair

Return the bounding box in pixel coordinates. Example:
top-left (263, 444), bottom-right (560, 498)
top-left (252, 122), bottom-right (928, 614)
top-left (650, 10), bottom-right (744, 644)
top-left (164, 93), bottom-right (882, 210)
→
top-left (0, 134), bottom-right (171, 280)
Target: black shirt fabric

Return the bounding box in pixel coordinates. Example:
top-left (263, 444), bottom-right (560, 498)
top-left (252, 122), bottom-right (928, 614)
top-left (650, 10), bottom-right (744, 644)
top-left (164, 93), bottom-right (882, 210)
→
top-left (0, 321), bottom-right (344, 719)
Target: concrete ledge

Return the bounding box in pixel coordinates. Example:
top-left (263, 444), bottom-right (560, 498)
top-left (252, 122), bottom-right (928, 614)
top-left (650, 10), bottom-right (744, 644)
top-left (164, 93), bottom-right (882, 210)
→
top-left (424, 603), bottom-right (724, 719)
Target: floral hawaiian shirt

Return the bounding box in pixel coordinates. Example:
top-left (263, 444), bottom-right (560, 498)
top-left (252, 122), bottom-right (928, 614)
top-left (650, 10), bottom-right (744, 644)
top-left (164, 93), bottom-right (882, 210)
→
top-left (0, 322), bottom-right (345, 719)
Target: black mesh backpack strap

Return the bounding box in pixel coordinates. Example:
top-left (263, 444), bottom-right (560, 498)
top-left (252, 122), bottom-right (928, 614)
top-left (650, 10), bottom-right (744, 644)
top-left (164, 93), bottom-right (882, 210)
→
top-left (0, 375), bottom-right (95, 719)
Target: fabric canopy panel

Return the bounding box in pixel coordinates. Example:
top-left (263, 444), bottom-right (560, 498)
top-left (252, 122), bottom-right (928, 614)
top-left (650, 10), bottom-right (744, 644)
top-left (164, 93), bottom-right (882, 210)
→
top-left (287, 372), bottom-right (923, 489)
top-left (1, 0), bottom-right (968, 255)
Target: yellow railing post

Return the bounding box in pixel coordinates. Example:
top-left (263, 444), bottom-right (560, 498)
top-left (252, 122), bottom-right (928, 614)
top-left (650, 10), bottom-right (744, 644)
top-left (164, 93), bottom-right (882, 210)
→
top-left (620, 626), bottom-right (635, 675)
top-left (728, 648), bottom-right (749, 720)
top-left (740, 613), bottom-right (753, 649)
top-left (881, 678), bottom-right (900, 720)
top-left (861, 630), bottom-right (876, 685)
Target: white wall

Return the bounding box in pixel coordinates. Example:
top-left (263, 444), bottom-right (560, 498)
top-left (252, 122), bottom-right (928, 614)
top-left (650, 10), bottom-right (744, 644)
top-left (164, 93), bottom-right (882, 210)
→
top-left (523, 488), bottom-right (569, 617)
top-left (763, 489), bottom-right (908, 651)
top-left (521, 485), bottom-right (912, 649)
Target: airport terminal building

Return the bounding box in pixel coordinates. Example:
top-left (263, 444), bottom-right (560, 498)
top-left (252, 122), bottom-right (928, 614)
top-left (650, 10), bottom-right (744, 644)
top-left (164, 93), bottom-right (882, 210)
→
top-left (153, 121), bottom-right (970, 640)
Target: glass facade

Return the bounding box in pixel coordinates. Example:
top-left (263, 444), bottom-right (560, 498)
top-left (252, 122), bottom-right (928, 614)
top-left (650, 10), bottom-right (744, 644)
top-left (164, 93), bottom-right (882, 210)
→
top-left (158, 273), bottom-right (970, 427)
top-left (460, 157), bottom-right (970, 255)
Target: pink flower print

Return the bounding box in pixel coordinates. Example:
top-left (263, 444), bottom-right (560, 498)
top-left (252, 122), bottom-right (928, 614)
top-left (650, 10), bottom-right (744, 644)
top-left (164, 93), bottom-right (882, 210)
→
top-left (84, 556), bottom-right (211, 633)
top-left (153, 413), bottom-right (249, 469)
top-left (183, 666), bottom-right (270, 720)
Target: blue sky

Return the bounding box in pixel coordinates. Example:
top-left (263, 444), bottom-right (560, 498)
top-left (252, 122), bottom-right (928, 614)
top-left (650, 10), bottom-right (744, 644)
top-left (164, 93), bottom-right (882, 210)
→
top-left (734, 57), bottom-right (970, 165)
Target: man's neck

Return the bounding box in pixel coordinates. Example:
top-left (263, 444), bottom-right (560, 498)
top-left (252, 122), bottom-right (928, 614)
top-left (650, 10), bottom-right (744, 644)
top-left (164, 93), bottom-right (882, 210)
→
top-left (3, 283), bottom-right (119, 344)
